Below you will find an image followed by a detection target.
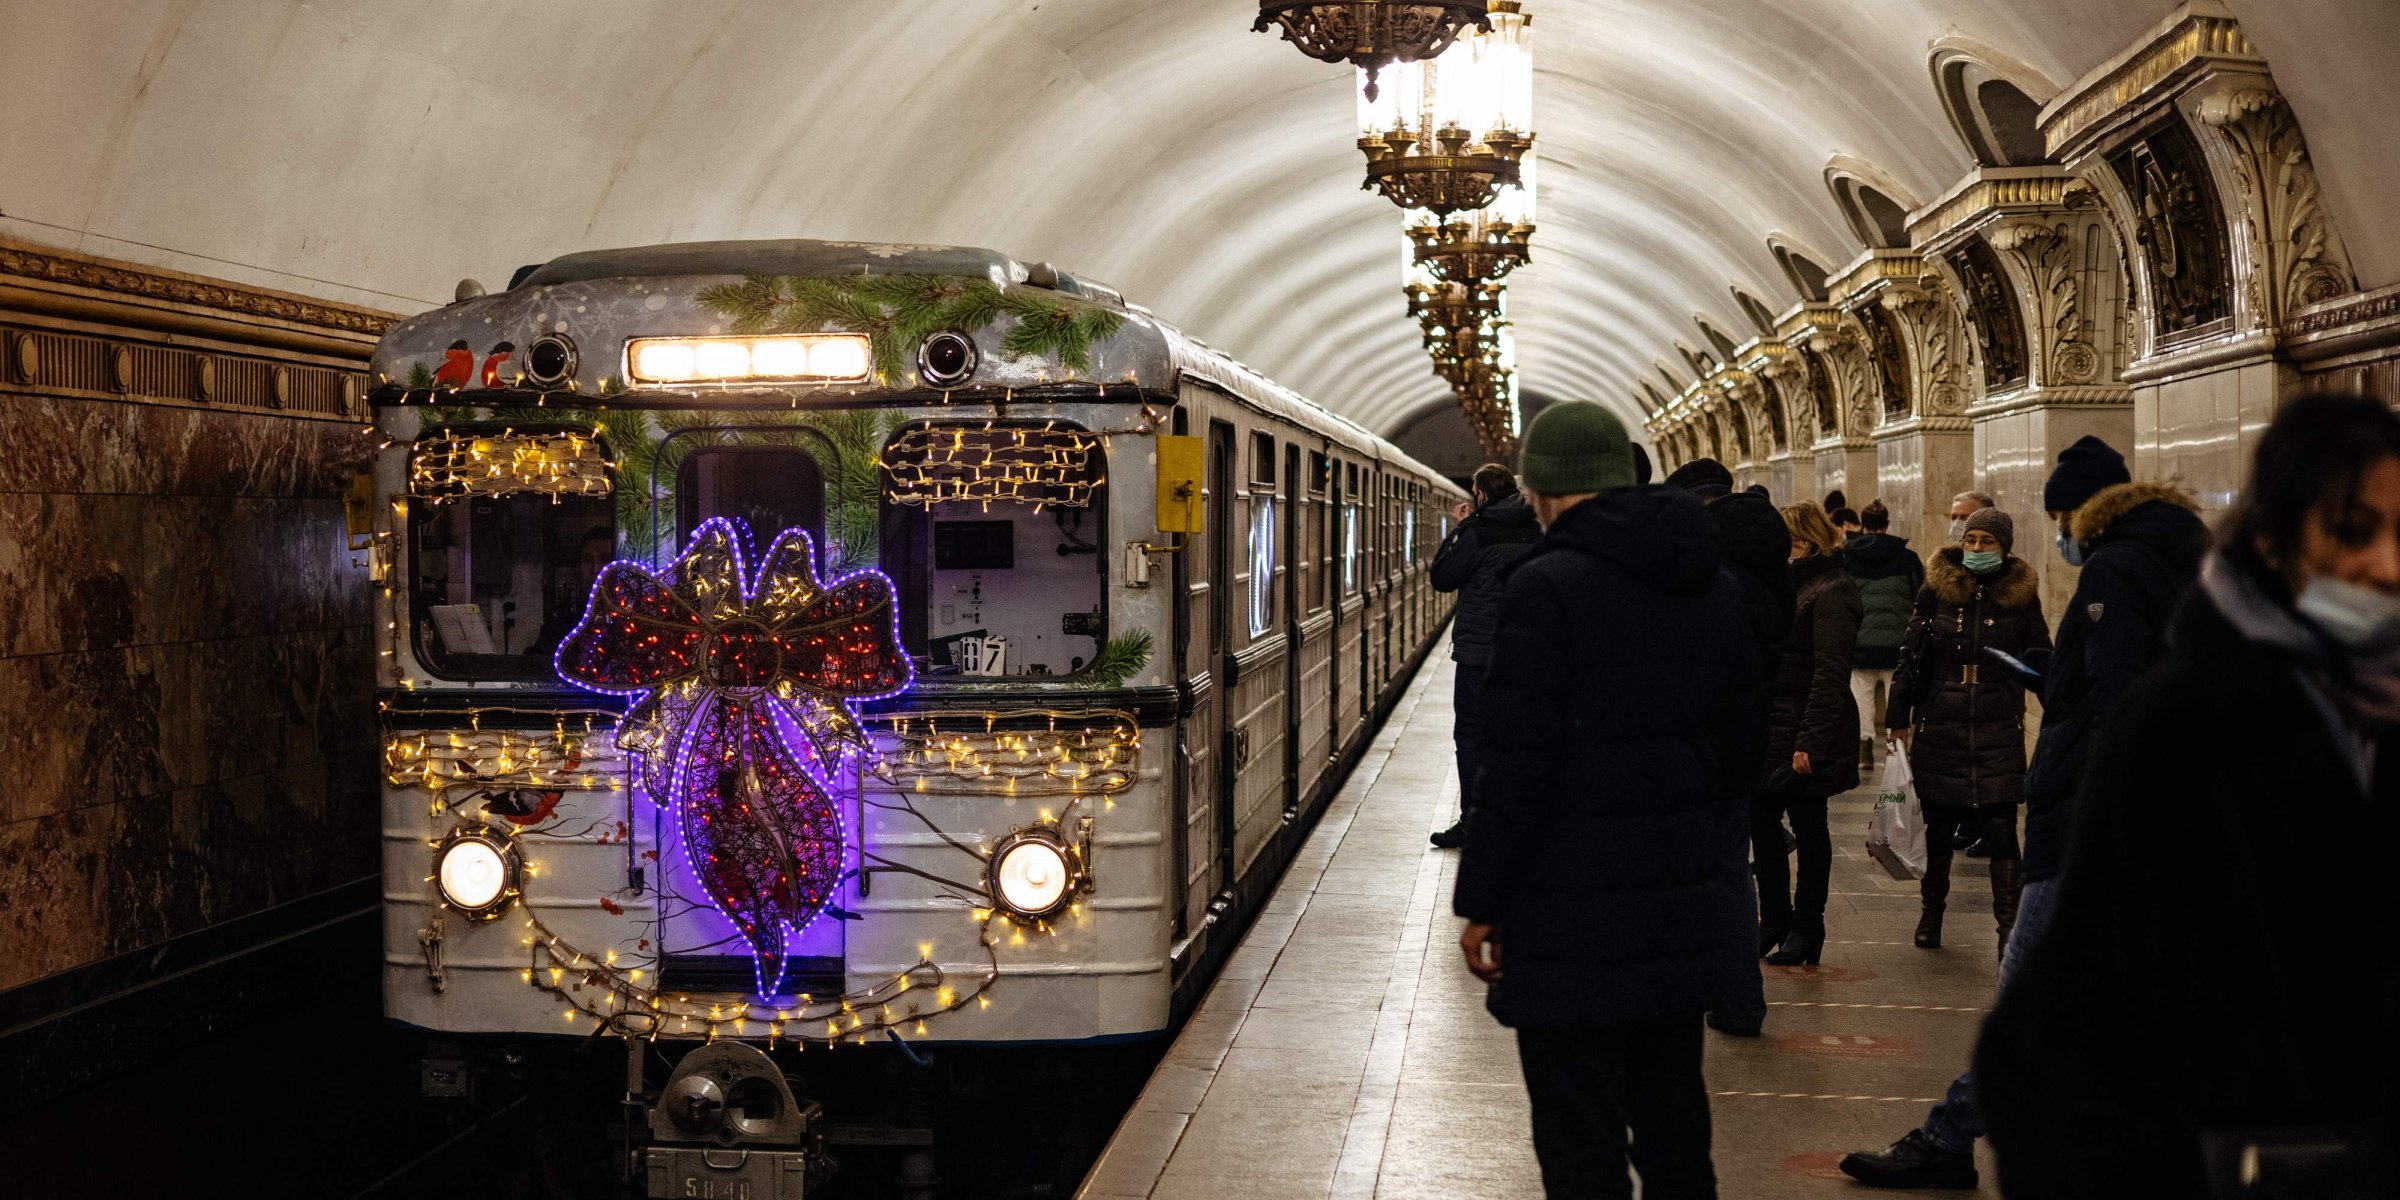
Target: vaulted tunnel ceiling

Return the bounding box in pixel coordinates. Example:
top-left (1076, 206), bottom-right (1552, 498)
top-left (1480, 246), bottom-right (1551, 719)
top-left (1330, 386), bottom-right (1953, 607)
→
top-left (6, 0), bottom-right (2397, 438)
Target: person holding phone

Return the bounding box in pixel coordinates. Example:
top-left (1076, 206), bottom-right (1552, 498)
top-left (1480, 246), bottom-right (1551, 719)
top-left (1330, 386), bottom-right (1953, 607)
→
top-left (1884, 507), bottom-right (2050, 956)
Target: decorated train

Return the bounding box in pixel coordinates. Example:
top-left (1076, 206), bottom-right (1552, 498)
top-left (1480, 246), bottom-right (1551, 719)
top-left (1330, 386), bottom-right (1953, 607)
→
top-left (359, 239), bottom-right (1462, 1195)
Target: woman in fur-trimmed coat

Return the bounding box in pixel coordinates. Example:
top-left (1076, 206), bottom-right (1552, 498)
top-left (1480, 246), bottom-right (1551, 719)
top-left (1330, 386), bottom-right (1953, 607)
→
top-left (1886, 508), bottom-right (2051, 955)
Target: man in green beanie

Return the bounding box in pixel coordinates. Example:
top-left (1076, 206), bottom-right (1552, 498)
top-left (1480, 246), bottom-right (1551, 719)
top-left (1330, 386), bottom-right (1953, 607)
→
top-left (1455, 402), bottom-right (1760, 1197)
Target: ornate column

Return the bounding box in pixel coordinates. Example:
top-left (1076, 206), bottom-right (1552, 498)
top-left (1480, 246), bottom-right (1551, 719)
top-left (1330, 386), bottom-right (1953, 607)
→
top-left (1827, 250), bottom-right (1974, 545)
top-left (1784, 304), bottom-right (1876, 510)
top-left (1749, 343), bottom-right (1814, 504)
top-left (1910, 168), bottom-right (2139, 611)
top-left (2038, 5), bottom-right (2359, 514)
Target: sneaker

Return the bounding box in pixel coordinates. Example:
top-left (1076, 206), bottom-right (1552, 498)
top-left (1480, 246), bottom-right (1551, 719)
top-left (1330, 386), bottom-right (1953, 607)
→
top-left (1429, 821), bottom-right (1468, 850)
top-left (1838, 1130), bottom-right (1979, 1189)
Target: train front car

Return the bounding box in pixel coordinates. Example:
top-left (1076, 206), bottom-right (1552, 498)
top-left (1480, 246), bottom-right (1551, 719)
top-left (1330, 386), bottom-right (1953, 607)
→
top-left (365, 241), bottom-right (1192, 1195)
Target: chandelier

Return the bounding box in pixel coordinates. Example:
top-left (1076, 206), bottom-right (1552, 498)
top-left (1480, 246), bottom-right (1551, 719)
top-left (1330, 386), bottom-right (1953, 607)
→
top-left (1254, 2), bottom-right (1492, 101)
top-left (1355, 2), bottom-right (1533, 214)
top-left (1407, 152), bottom-right (1536, 286)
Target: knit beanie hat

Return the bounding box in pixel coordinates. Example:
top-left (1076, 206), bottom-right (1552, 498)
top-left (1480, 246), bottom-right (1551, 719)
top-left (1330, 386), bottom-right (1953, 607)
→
top-left (1965, 506), bottom-right (2015, 553)
top-left (2044, 436), bottom-right (2131, 513)
top-left (1518, 403), bottom-right (1635, 494)
top-left (1662, 457), bottom-right (1735, 497)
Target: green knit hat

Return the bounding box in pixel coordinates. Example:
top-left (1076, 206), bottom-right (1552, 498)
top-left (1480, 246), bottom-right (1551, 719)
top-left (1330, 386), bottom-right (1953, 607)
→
top-left (1517, 402), bottom-right (1635, 494)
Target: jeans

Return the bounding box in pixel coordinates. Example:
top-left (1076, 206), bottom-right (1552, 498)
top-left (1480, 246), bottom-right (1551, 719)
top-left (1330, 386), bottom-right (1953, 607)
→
top-left (1453, 660), bottom-right (1488, 821)
top-left (1517, 1018), bottom-right (1718, 1199)
top-left (1920, 878), bottom-right (2058, 1153)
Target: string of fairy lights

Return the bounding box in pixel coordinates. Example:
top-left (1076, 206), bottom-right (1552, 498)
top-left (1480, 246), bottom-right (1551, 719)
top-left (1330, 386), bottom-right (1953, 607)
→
top-left (408, 430), bottom-right (612, 502)
top-left (877, 422), bottom-right (1104, 511)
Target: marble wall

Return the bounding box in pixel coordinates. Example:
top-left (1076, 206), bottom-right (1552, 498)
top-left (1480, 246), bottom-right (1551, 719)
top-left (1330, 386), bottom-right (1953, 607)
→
top-left (2133, 359), bottom-right (2293, 522)
top-left (0, 247), bottom-right (383, 1004)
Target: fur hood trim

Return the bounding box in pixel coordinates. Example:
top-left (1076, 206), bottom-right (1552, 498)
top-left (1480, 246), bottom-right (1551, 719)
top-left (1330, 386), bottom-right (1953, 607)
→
top-left (1928, 545), bottom-right (2039, 608)
top-left (2071, 481), bottom-right (2199, 544)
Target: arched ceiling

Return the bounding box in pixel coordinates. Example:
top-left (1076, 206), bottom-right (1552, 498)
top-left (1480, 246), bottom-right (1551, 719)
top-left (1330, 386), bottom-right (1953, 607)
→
top-left (5, 1), bottom-right (2394, 437)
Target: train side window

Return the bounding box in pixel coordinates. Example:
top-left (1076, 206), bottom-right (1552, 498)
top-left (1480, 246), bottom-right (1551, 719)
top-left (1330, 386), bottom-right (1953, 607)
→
top-left (408, 443), bottom-right (616, 681)
top-left (1250, 430), bottom-right (1275, 488)
top-left (676, 446), bottom-right (827, 561)
top-left (878, 420), bottom-right (1107, 681)
top-left (1247, 491), bottom-right (1276, 637)
top-left (1403, 484), bottom-right (1418, 566)
top-left (1307, 451), bottom-right (1329, 497)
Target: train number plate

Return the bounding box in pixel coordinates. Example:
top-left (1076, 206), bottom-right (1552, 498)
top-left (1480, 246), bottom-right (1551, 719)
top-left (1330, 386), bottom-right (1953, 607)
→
top-left (645, 1145), bottom-right (814, 1200)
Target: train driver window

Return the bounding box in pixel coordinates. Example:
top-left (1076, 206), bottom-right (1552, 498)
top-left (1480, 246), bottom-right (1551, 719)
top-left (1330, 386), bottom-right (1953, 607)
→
top-left (408, 439), bottom-right (616, 681)
top-left (878, 421), bottom-right (1107, 681)
top-left (677, 446), bottom-right (827, 562)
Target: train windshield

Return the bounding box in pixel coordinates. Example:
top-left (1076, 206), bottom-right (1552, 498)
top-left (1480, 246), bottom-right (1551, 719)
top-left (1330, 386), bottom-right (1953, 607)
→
top-left (876, 420), bottom-right (1108, 681)
top-left (409, 491), bottom-right (615, 680)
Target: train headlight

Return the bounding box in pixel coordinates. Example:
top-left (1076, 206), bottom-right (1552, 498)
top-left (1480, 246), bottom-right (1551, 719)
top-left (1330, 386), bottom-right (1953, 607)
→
top-left (434, 826), bottom-right (520, 920)
top-left (988, 826), bottom-right (1081, 922)
top-left (625, 334), bottom-right (874, 385)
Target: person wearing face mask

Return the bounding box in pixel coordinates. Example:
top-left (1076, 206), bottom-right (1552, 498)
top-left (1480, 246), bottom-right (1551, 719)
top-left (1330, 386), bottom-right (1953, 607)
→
top-left (1751, 503), bottom-right (1862, 968)
top-left (1946, 491), bottom-right (1993, 544)
top-left (1883, 507), bottom-right (2049, 956)
top-left (2021, 437), bottom-right (2210, 897)
top-left (1840, 442), bottom-right (2207, 1191)
top-left (1973, 394), bottom-right (2400, 1198)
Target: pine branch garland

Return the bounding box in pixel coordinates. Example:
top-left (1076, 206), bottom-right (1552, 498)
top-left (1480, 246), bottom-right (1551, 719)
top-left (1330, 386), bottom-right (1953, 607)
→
top-left (1075, 630), bottom-right (1153, 690)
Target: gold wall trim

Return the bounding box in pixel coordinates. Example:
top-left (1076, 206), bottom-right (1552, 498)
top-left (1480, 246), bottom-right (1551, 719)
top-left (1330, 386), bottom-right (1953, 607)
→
top-left (0, 236), bottom-right (400, 357)
top-left (1906, 170), bottom-right (2076, 249)
top-left (2039, 11), bottom-right (2261, 160)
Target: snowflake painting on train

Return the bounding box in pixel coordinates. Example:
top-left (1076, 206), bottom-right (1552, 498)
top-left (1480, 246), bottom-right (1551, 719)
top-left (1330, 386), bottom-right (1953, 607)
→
top-left (360, 238), bottom-right (1462, 1195)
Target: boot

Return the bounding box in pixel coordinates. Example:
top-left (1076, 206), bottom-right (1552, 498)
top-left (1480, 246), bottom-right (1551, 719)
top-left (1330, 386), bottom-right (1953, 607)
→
top-left (1758, 921), bottom-right (1789, 959)
top-left (1765, 916), bottom-right (1825, 966)
top-left (1915, 850), bottom-right (1952, 949)
top-left (1990, 857), bottom-right (2023, 960)
top-left (1429, 811), bottom-right (1470, 849)
top-left (1839, 1130), bottom-right (1980, 1190)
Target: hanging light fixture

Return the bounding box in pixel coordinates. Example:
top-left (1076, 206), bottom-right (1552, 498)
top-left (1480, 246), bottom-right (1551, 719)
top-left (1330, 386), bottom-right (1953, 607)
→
top-left (1355, 2), bottom-right (1534, 215)
top-left (1407, 151), bottom-right (1536, 286)
top-left (1254, 2), bottom-right (1492, 101)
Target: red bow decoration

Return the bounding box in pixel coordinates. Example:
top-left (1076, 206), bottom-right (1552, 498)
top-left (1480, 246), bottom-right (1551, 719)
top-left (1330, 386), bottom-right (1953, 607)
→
top-left (556, 518), bottom-right (913, 995)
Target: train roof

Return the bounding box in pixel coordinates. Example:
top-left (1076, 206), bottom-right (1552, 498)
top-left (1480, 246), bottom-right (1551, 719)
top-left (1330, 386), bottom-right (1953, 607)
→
top-left (380, 238), bottom-right (1458, 490)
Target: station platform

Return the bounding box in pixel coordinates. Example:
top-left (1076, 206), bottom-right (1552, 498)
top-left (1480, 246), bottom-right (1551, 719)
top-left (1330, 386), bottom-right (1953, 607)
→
top-left (1077, 655), bottom-right (2004, 1199)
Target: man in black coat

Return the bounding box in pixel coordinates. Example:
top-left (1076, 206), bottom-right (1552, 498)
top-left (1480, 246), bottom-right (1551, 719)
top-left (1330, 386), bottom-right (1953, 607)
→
top-left (1429, 462), bottom-right (1544, 848)
top-left (1840, 436), bottom-right (2208, 1189)
top-left (1663, 457), bottom-right (1793, 1039)
top-left (1457, 405), bottom-right (1759, 1198)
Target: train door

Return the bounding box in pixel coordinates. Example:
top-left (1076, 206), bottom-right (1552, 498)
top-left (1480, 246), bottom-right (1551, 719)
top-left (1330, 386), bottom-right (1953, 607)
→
top-left (1206, 423), bottom-right (1238, 902)
top-left (1283, 442), bottom-right (1303, 817)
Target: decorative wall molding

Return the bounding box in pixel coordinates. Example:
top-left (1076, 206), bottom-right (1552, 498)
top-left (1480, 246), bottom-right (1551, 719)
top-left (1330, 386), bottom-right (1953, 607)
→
top-left (2039, 7), bottom-right (2261, 161)
top-left (0, 238), bottom-right (397, 343)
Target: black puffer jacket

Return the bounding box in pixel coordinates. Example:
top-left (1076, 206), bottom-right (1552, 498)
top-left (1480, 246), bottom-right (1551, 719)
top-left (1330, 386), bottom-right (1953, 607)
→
top-left (1978, 568), bottom-right (2398, 1198)
top-left (1845, 532), bottom-right (1924, 670)
top-left (2022, 483), bottom-right (2209, 880)
top-left (1705, 490), bottom-right (1798, 681)
top-left (1887, 549), bottom-right (2052, 811)
top-left (1455, 486), bottom-right (1761, 1029)
top-left (1765, 553), bottom-right (1865, 794)
top-left (1430, 490), bottom-right (1542, 666)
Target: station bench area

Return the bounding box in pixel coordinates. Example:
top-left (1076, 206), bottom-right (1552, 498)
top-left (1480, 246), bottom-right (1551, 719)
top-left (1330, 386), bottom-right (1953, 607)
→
top-left (1076, 655), bottom-right (2008, 1199)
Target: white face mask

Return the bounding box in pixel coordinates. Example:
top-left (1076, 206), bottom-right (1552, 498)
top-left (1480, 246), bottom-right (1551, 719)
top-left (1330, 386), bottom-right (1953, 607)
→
top-left (1947, 518), bottom-right (1968, 542)
top-left (2295, 575), bottom-right (2400, 654)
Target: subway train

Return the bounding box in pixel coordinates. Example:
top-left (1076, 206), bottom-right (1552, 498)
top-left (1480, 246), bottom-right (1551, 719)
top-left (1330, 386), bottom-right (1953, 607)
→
top-left (358, 239), bottom-right (1463, 1196)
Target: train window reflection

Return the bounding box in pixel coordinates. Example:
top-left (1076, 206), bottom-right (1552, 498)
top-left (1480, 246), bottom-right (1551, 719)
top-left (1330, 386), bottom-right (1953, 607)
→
top-left (409, 490), bottom-right (615, 680)
top-left (878, 421), bottom-right (1108, 681)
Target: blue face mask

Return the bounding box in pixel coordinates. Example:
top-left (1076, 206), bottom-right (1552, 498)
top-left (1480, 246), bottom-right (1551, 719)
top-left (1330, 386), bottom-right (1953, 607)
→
top-left (1962, 549), bottom-right (2005, 574)
top-left (2056, 531), bottom-right (2087, 567)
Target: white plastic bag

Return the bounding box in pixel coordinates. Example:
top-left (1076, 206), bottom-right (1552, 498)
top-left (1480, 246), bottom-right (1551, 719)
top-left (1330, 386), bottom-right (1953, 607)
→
top-left (1865, 749), bottom-right (1927, 880)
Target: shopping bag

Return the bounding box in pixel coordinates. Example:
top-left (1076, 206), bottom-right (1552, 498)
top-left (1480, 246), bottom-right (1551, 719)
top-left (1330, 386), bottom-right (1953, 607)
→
top-left (1865, 750), bottom-right (1926, 880)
